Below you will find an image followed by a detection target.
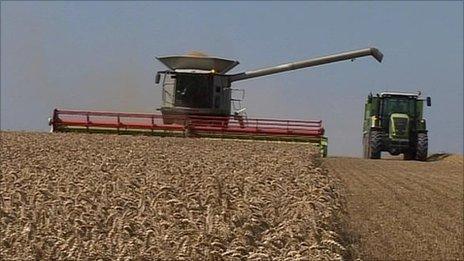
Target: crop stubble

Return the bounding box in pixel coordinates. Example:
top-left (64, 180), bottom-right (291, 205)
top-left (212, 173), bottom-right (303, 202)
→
top-left (1, 132), bottom-right (345, 260)
top-left (324, 156), bottom-right (463, 260)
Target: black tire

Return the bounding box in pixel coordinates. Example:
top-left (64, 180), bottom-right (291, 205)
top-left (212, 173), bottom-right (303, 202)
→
top-left (322, 145), bottom-right (328, 158)
top-left (369, 130), bottom-right (382, 159)
top-left (416, 133), bottom-right (428, 161)
top-left (362, 134), bottom-right (369, 159)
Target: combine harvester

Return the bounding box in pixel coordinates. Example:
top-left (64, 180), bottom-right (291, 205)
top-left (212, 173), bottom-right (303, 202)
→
top-left (50, 47), bottom-right (383, 157)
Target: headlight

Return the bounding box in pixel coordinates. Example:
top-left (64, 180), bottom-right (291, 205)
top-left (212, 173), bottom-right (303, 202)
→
top-left (371, 116), bottom-right (380, 128)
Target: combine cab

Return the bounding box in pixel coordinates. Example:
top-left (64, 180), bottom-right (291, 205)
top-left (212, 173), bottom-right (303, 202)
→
top-left (50, 47), bottom-right (384, 157)
top-left (362, 91), bottom-right (432, 161)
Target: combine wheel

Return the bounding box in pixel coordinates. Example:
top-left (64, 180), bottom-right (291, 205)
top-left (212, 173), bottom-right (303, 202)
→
top-left (320, 137), bottom-right (328, 158)
top-left (369, 130), bottom-right (382, 159)
top-left (416, 133), bottom-right (428, 161)
top-left (321, 144), bottom-right (328, 158)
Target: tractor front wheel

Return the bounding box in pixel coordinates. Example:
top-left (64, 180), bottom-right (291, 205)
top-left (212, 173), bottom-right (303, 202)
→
top-left (416, 133), bottom-right (428, 161)
top-left (369, 130), bottom-right (382, 159)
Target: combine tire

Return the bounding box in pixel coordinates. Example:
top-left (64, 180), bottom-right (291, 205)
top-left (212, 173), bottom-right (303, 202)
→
top-left (322, 145), bottom-right (328, 158)
top-left (369, 130), bottom-right (382, 159)
top-left (416, 133), bottom-right (428, 161)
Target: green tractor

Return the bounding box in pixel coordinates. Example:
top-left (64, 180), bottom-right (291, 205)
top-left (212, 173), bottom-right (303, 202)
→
top-left (363, 91), bottom-right (431, 161)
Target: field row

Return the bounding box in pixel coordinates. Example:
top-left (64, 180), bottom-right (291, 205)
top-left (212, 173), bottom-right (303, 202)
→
top-left (324, 156), bottom-right (463, 260)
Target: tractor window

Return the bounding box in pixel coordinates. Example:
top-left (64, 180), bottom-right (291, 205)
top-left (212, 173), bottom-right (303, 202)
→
top-left (383, 98), bottom-right (414, 115)
top-left (174, 74), bottom-right (213, 108)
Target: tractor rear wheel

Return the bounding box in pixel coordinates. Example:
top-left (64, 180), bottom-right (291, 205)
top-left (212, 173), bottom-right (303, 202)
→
top-left (369, 130), bottom-right (382, 159)
top-left (416, 133), bottom-right (428, 161)
top-left (362, 134), bottom-right (369, 159)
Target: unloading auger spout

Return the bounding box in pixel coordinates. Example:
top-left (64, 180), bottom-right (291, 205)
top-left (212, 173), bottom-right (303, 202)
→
top-left (229, 47), bottom-right (383, 82)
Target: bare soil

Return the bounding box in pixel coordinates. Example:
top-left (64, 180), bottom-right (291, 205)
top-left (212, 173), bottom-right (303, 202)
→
top-left (324, 156), bottom-right (463, 260)
top-left (0, 131), bottom-right (345, 260)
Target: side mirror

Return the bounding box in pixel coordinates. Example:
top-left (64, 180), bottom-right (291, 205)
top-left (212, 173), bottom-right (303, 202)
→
top-left (155, 72), bottom-right (161, 84)
top-left (426, 96), bottom-right (431, 106)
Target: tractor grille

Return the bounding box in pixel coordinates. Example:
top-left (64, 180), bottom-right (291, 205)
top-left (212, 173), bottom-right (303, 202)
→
top-left (392, 117), bottom-right (408, 136)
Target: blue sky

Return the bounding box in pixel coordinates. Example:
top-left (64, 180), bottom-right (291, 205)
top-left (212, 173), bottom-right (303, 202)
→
top-left (1, 1), bottom-right (462, 156)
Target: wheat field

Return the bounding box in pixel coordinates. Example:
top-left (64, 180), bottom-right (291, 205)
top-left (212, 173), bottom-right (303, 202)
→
top-left (0, 132), bottom-right (345, 260)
